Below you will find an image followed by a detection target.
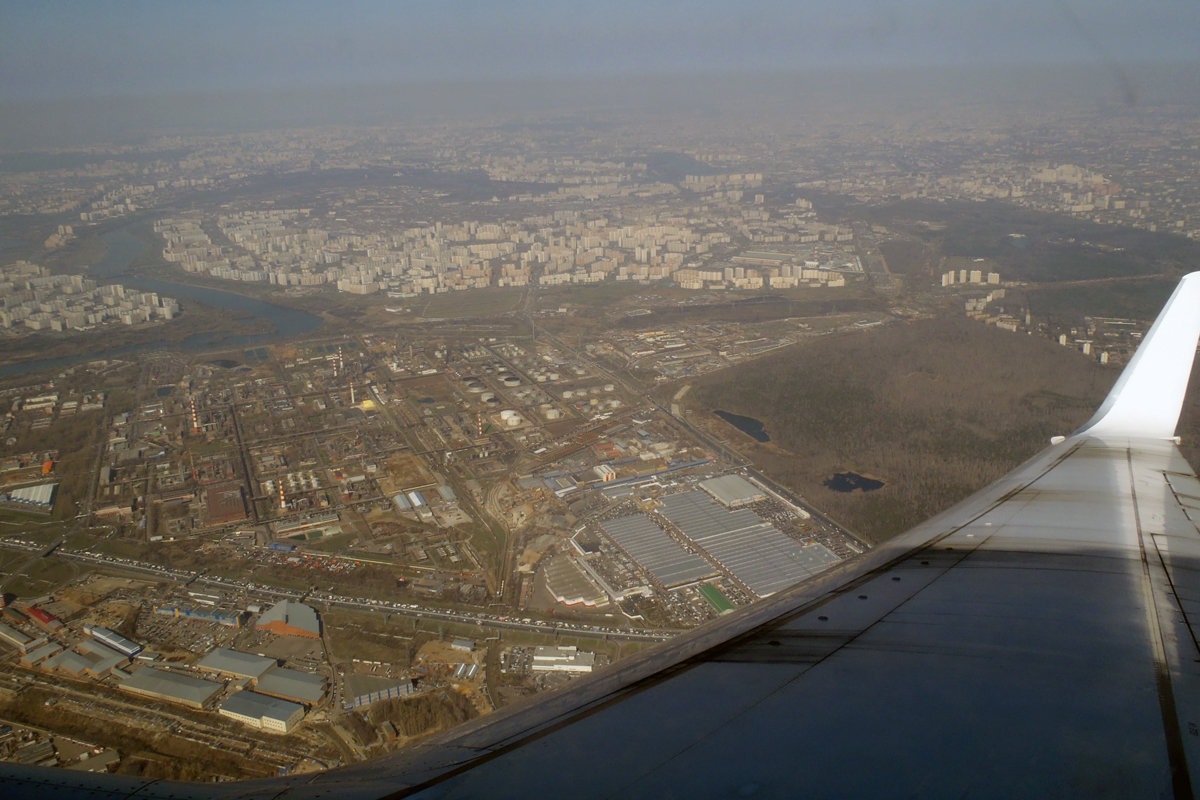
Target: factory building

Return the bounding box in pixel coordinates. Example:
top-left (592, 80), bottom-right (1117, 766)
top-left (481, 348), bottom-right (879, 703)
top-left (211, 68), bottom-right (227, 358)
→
top-left (42, 641), bottom-right (126, 679)
top-left (219, 691), bottom-right (305, 733)
top-left (85, 625), bottom-right (143, 658)
top-left (120, 667), bottom-right (222, 709)
top-left (256, 601), bottom-right (320, 638)
top-left (0, 482), bottom-right (57, 510)
top-left (0, 623), bottom-right (34, 652)
top-left (658, 491), bottom-right (839, 598)
top-left (530, 645), bottom-right (595, 674)
top-left (194, 648), bottom-right (326, 705)
top-left (23, 607), bottom-right (64, 633)
top-left (195, 648), bottom-right (276, 681)
top-left (18, 642), bottom-right (62, 668)
top-left (593, 464), bottom-right (617, 483)
top-left (255, 668), bottom-right (326, 706)
top-left (699, 474), bottom-right (767, 509)
top-left (41, 650), bottom-right (92, 678)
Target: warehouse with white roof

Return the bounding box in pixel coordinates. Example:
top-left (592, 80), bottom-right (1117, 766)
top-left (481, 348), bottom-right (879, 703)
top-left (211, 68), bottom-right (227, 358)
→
top-left (699, 474), bottom-right (767, 508)
top-left (219, 691), bottom-right (305, 733)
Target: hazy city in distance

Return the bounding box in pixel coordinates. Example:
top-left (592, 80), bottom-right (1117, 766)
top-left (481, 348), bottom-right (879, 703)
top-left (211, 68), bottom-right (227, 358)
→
top-left (0, 0), bottom-right (1199, 784)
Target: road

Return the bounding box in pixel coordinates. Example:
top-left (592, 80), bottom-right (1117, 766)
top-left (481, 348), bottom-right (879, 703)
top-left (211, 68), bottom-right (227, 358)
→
top-left (0, 538), bottom-right (674, 644)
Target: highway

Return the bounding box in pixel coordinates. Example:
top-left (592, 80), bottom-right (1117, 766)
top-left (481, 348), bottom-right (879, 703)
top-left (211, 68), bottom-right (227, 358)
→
top-left (0, 537), bottom-right (674, 644)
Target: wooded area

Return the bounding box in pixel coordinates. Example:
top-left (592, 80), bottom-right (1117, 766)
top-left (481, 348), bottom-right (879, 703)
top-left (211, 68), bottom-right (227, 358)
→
top-left (690, 314), bottom-right (1117, 542)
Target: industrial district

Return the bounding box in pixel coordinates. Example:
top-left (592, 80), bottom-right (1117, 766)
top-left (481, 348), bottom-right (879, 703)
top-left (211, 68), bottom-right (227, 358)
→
top-left (0, 315), bottom-right (869, 777)
top-left (0, 87), bottom-right (1193, 779)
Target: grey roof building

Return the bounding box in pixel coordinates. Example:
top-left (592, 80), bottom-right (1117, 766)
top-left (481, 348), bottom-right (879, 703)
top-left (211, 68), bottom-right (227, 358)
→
top-left (196, 648), bottom-right (276, 680)
top-left (598, 514), bottom-right (717, 588)
top-left (42, 641), bottom-right (126, 678)
top-left (256, 601), bottom-right (320, 638)
top-left (699, 474), bottom-right (767, 508)
top-left (219, 691), bottom-right (305, 733)
top-left (658, 491), bottom-right (839, 598)
top-left (18, 642), bottom-right (62, 667)
top-left (255, 667), bottom-right (325, 706)
top-left (77, 640), bottom-right (127, 676)
top-left (43, 649), bottom-right (92, 677)
top-left (119, 667), bottom-right (222, 708)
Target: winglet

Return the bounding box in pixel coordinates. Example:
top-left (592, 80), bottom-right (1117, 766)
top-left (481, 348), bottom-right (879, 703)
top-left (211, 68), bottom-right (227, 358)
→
top-left (1077, 272), bottom-right (1200, 439)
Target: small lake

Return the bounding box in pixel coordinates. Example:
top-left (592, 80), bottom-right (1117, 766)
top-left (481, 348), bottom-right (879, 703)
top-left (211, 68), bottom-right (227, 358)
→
top-left (824, 472), bottom-right (885, 492)
top-left (714, 410), bottom-right (770, 442)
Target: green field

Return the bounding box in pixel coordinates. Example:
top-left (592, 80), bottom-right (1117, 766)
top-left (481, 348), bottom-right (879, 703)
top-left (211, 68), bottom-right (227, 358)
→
top-left (699, 584), bottom-right (735, 614)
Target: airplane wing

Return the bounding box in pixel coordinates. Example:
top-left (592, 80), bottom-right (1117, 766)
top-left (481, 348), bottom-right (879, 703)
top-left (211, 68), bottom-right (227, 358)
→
top-left (4, 273), bottom-right (1200, 799)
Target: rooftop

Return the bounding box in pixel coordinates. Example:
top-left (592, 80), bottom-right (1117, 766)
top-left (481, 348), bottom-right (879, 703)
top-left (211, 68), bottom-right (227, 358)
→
top-left (659, 491), bottom-right (838, 598)
top-left (699, 474), bottom-right (766, 508)
top-left (220, 690), bottom-right (304, 723)
top-left (120, 667), bottom-right (222, 706)
top-left (257, 601), bottom-right (320, 636)
top-left (196, 648), bottom-right (276, 680)
top-left (599, 513), bottom-right (716, 588)
top-left (255, 667), bottom-right (325, 705)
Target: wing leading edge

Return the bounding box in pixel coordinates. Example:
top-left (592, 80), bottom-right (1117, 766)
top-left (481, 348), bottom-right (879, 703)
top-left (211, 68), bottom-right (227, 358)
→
top-left (3, 273), bottom-right (1200, 799)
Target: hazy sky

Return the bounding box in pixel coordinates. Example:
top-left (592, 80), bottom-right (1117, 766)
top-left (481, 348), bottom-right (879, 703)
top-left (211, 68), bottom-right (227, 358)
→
top-left (1, 0), bottom-right (1197, 101)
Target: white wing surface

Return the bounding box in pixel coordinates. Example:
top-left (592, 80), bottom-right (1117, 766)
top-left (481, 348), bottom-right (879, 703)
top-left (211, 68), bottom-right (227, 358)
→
top-left (3, 273), bottom-right (1200, 799)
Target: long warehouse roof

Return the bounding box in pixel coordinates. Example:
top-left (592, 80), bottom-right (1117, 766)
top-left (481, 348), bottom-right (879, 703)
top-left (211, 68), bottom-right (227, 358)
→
top-left (196, 648), bottom-right (276, 680)
top-left (220, 690), bottom-right (303, 723)
top-left (255, 667), bottom-right (325, 705)
top-left (658, 491), bottom-right (838, 597)
top-left (599, 514), bottom-right (717, 587)
top-left (120, 667), bottom-right (222, 706)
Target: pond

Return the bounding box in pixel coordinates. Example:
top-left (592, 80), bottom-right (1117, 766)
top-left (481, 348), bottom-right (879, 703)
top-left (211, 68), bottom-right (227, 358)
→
top-left (714, 410), bottom-right (770, 442)
top-left (824, 472), bottom-right (885, 492)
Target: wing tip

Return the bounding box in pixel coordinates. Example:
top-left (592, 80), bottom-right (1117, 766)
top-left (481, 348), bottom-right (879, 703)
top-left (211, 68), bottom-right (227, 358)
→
top-left (1076, 271), bottom-right (1200, 439)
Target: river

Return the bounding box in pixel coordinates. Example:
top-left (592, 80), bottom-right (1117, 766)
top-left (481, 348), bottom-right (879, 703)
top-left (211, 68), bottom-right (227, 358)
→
top-left (0, 226), bottom-right (323, 377)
